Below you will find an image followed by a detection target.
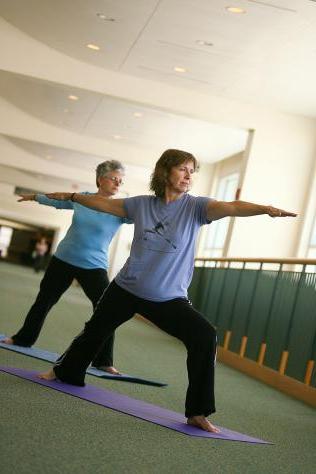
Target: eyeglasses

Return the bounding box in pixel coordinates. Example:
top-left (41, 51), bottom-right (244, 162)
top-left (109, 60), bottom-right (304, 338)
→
top-left (104, 176), bottom-right (124, 186)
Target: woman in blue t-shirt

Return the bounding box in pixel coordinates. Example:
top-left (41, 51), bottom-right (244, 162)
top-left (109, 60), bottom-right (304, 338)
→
top-left (39, 149), bottom-right (296, 432)
top-left (2, 160), bottom-right (130, 374)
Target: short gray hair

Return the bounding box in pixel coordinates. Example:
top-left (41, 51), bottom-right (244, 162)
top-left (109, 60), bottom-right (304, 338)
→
top-left (96, 160), bottom-right (125, 187)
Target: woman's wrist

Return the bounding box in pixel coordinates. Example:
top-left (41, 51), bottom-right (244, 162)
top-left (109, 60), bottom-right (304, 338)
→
top-left (263, 205), bottom-right (270, 215)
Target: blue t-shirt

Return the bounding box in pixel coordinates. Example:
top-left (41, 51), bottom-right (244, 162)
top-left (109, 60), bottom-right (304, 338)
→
top-left (115, 194), bottom-right (212, 302)
top-left (36, 193), bottom-right (130, 270)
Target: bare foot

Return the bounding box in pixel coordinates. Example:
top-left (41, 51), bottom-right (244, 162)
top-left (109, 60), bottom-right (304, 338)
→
top-left (1, 337), bottom-right (14, 345)
top-left (94, 366), bottom-right (121, 375)
top-left (187, 416), bottom-right (220, 433)
top-left (38, 368), bottom-right (57, 381)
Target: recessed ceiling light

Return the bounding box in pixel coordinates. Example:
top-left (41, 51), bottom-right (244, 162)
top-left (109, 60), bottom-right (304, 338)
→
top-left (226, 6), bottom-right (246, 14)
top-left (133, 112), bottom-right (143, 118)
top-left (113, 134), bottom-right (122, 140)
top-left (86, 43), bottom-right (100, 51)
top-left (68, 95), bottom-right (79, 101)
top-left (174, 66), bottom-right (186, 73)
top-left (96, 13), bottom-right (115, 21)
top-left (196, 40), bottom-right (213, 46)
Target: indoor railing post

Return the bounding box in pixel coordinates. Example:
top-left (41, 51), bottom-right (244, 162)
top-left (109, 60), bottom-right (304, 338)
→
top-left (258, 262), bottom-right (283, 366)
top-left (198, 259), bottom-right (217, 317)
top-left (214, 259), bottom-right (230, 327)
top-left (304, 328), bottom-right (316, 385)
top-left (240, 262), bottom-right (263, 357)
top-left (224, 261), bottom-right (246, 351)
top-left (194, 259), bottom-right (207, 313)
top-left (279, 264), bottom-right (307, 375)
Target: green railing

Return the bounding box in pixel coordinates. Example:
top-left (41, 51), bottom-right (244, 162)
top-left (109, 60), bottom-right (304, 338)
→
top-left (188, 257), bottom-right (316, 387)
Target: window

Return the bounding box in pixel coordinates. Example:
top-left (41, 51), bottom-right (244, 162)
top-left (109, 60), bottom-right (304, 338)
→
top-left (0, 226), bottom-right (13, 258)
top-left (307, 212), bottom-right (316, 259)
top-left (204, 173), bottom-right (239, 257)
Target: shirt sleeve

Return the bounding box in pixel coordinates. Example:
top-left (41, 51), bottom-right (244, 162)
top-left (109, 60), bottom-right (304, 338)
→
top-left (194, 196), bottom-right (216, 226)
top-left (122, 196), bottom-right (145, 220)
top-left (35, 194), bottom-right (74, 210)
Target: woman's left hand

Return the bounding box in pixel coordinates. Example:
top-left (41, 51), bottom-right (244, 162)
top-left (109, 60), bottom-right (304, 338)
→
top-left (267, 206), bottom-right (297, 218)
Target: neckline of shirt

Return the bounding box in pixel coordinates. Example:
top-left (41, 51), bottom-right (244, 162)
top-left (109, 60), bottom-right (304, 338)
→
top-left (157, 193), bottom-right (187, 207)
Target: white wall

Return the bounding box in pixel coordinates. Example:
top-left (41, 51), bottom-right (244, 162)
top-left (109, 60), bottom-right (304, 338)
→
top-left (296, 160), bottom-right (316, 258)
top-left (229, 123), bottom-right (316, 258)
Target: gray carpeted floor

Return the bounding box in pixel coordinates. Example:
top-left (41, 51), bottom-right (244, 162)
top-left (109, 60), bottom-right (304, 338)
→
top-left (0, 262), bottom-right (315, 474)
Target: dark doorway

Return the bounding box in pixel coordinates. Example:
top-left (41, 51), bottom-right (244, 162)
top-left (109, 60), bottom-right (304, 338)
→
top-left (0, 218), bottom-right (55, 269)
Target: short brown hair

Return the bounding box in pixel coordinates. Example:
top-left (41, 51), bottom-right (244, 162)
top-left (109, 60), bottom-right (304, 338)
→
top-left (149, 149), bottom-right (199, 198)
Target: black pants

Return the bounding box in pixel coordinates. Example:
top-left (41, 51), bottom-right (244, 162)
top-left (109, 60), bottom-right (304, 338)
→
top-left (54, 281), bottom-right (217, 417)
top-left (33, 255), bottom-right (47, 273)
top-left (12, 256), bottom-right (114, 367)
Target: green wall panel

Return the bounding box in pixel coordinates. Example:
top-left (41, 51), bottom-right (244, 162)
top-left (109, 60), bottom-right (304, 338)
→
top-left (228, 270), bottom-right (257, 354)
top-left (244, 272), bottom-right (276, 361)
top-left (264, 274), bottom-right (297, 371)
top-left (189, 265), bottom-right (316, 386)
top-left (286, 275), bottom-right (316, 386)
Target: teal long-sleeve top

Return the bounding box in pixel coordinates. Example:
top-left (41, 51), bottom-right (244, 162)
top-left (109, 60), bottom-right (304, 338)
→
top-left (36, 193), bottom-right (131, 270)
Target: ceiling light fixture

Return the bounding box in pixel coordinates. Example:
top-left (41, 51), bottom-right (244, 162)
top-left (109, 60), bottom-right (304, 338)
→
top-left (96, 13), bottom-right (116, 21)
top-left (68, 95), bottom-right (79, 101)
top-left (113, 135), bottom-right (122, 140)
top-left (226, 6), bottom-right (246, 14)
top-left (196, 40), bottom-right (213, 46)
top-left (133, 112), bottom-right (143, 118)
top-left (86, 43), bottom-right (100, 51)
top-left (174, 66), bottom-right (186, 73)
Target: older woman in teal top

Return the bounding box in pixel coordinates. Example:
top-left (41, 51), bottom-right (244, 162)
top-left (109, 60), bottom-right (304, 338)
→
top-left (39, 149), bottom-right (296, 432)
top-left (2, 160), bottom-right (131, 374)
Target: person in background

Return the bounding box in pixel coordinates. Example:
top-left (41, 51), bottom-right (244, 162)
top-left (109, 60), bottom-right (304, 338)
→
top-left (2, 160), bottom-right (131, 374)
top-left (33, 237), bottom-right (49, 273)
top-left (38, 149), bottom-right (296, 432)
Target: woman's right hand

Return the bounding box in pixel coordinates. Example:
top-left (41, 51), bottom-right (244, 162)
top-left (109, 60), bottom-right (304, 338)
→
top-left (17, 194), bottom-right (36, 202)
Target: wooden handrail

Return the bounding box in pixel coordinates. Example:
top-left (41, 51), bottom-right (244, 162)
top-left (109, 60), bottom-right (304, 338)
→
top-left (195, 257), bottom-right (316, 265)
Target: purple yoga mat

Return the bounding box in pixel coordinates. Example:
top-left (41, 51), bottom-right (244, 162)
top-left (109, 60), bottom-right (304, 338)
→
top-left (0, 366), bottom-right (271, 444)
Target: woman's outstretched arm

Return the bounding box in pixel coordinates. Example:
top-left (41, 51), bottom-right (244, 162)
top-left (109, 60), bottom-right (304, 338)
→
top-left (207, 200), bottom-right (297, 221)
top-left (18, 193), bottom-right (74, 210)
top-left (43, 192), bottom-right (127, 218)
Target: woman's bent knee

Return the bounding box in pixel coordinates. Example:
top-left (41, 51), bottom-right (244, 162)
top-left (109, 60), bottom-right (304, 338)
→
top-left (187, 322), bottom-right (216, 350)
top-left (202, 324), bottom-right (217, 347)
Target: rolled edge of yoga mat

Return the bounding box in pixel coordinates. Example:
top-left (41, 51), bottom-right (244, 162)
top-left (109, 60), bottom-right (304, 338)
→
top-left (0, 335), bottom-right (167, 386)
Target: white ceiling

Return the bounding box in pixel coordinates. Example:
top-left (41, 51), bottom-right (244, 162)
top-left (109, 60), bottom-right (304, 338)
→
top-left (1, 0), bottom-right (316, 116)
top-left (0, 132), bottom-right (154, 192)
top-left (3, 135), bottom-right (108, 173)
top-left (0, 69), bottom-right (248, 164)
top-left (0, 0), bottom-right (315, 197)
